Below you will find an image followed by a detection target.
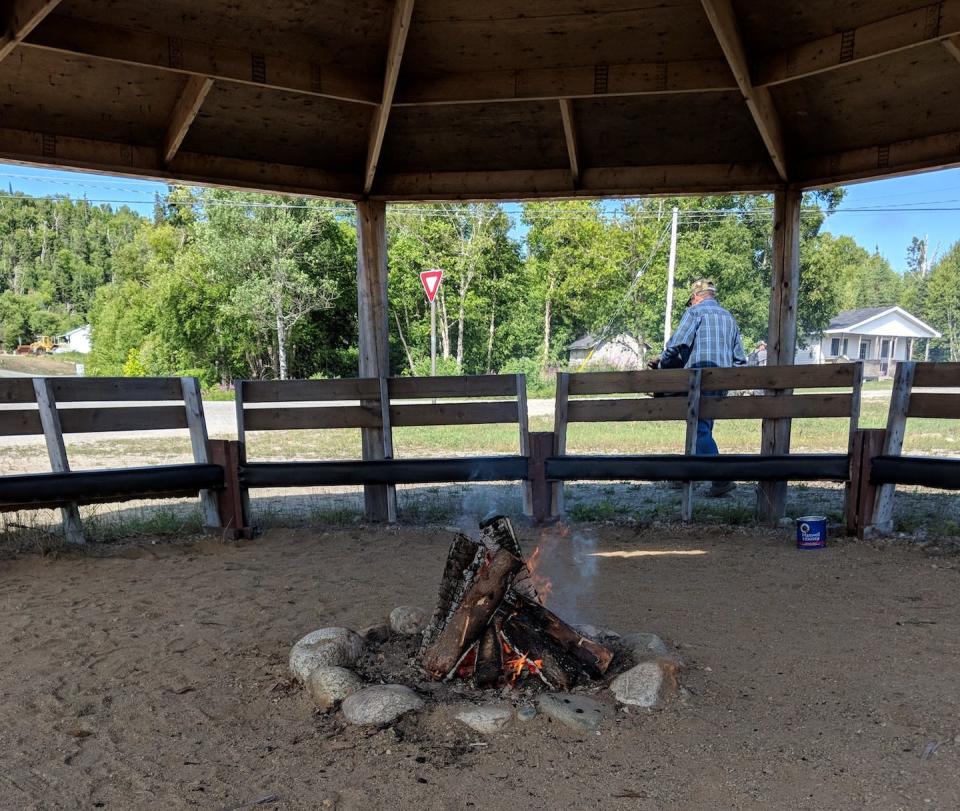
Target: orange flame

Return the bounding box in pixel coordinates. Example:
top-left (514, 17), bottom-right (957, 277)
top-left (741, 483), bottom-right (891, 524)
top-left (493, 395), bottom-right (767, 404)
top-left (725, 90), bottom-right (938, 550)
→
top-left (525, 545), bottom-right (553, 604)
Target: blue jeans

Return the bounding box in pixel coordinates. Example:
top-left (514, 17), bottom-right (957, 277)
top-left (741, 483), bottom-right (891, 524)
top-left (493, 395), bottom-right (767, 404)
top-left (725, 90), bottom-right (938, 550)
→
top-left (696, 417), bottom-right (718, 456)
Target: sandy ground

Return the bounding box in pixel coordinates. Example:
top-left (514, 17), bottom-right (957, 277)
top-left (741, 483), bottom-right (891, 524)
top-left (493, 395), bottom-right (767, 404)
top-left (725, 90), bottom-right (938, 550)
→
top-left (1, 524), bottom-right (959, 810)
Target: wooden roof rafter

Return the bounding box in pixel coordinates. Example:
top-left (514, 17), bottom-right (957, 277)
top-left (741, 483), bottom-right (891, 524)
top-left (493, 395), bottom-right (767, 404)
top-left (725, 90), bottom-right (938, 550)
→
top-left (162, 75), bottom-right (214, 165)
top-left (558, 99), bottom-right (581, 189)
top-left (0, 0), bottom-right (61, 62)
top-left (700, 0), bottom-right (789, 182)
top-left (364, 0), bottom-right (415, 195)
top-left (944, 33), bottom-right (960, 62)
top-left (755, 0), bottom-right (960, 87)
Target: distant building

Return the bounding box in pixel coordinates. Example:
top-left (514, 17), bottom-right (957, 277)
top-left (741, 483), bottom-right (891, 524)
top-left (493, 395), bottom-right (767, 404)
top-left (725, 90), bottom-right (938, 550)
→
top-left (567, 334), bottom-right (649, 369)
top-left (795, 306), bottom-right (939, 377)
top-left (55, 325), bottom-right (92, 354)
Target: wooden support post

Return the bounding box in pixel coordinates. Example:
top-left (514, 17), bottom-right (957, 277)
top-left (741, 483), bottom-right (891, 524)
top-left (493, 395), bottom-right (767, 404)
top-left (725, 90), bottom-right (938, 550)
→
top-left (842, 361), bottom-right (865, 527)
top-left (207, 439), bottom-right (253, 540)
top-left (757, 187), bottom-right (801, 523)
top-left (32, 377), bottom-right (84, 544)
top-left (356, 199), bottom-right (395, 521)
top-left (869, 360), bottom-right (916, 535)
top-left (517, 373), bottom-right (533, 516)
top-left (680, 368), bottom-right (702, 522)
top-left (846, 429), bottom-right (886, 540)
top-left (551, 372), bottom-right (570, 516)
top-left (378, 376), bottom-right (397, 523)
top-left (528, 432), bottom-right (555, 523)
top-left (181, 376), bottom-right (221, 529)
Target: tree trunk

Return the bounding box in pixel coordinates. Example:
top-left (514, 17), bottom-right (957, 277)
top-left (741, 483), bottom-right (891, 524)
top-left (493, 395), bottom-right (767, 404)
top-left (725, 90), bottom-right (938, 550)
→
top-left (394, 310), bottom-right (416, 374)
top-left (542, 277), bottom-right (554, 371)
top-left (276, 310), bottom-right (288, 380)
top-left (485, 300), bottom-right (496, 374)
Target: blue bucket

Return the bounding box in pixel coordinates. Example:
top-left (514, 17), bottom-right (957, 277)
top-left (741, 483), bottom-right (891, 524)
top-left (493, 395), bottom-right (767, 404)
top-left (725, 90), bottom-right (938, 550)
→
top-left (796, 516), bottom-right (827, 549)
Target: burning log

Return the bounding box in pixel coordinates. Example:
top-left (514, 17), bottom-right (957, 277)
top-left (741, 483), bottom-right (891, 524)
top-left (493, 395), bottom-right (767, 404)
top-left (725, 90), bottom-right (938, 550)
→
top-left (421, 548), bottom-right (524, 679)
top-left (474, 623), bottom-right (503, 688)
top-left (419, 534), bottom-right (487, 656)
top-left (507, 594), bottom-right (613, 678)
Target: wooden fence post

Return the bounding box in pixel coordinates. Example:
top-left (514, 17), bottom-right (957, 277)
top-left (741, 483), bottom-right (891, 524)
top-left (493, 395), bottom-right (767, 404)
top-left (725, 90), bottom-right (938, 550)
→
top-left (680, 368), bottom-right (702, 522)
top-left (181, 376), bottom-right (221, 529)
top-left (378, 376), bottom-right (398, 523)
top-left (208, 439), bottom-right (254, 540)
top-left (551, 373), bottom-right (570, 516)
top-left (846, 428), bottom-right (885, 540)
top-left (32, 378), bottom-right (85, 544)
top-left (869, 361), bottom-right (916, 535)
top-left (517, 373), bottom-right (533, 517)
top-left (527, 431), bottom-right (555, 523)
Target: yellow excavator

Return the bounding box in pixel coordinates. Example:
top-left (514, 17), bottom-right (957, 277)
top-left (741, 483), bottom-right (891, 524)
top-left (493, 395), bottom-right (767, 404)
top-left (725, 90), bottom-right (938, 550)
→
top-left (14, 335), bottom-right (61, 355)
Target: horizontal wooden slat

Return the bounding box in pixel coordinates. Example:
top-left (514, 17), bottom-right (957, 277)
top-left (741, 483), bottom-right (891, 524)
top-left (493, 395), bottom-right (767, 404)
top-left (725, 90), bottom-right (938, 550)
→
top-left (911, 363), bottom-right (960, 388)
top-left (243, 405), bottom-right (381, 431)
top-left (699, 363), bottom-right (857, 390)
top-left (700, 393), bottom-right (853, 420)
top-left (390, 401), bottom-right (518, 427)
top-left (568, 370), bottom-right (689, 395)
top-left (0, 409), bottom-right (43, 436)
top-left (58, 406), bottom-right (188, 433)
top-left (388, 375), bottom-right (518, 398)
top-left (567, 397), bottom-right (687, 423)
top-left (241, 378), bottom-right (381, 402)
top-left (907, 393), bottom-right (960, 419)
top-left (0, 379), bottom-right (38, 403)
top-left (51, 377), bottom-right (185, 401)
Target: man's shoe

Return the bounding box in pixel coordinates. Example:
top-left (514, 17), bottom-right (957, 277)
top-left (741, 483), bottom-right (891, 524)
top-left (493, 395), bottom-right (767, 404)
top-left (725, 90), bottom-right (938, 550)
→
top-left (706, 481), bottom-right (736, 498)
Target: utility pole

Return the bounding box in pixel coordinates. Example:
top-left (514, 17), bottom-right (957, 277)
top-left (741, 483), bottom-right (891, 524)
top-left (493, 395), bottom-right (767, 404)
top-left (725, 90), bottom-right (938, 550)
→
top-left (664, 206), bottom-right (679, 343)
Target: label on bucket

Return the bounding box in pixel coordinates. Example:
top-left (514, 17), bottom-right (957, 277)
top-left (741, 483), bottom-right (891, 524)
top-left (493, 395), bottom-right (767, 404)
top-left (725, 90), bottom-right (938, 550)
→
top-left (796, 516), bottom-right (827, 549)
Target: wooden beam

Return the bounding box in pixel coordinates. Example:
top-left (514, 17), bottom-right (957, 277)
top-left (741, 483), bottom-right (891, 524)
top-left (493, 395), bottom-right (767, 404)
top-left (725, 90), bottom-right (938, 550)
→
top-left (23, 13), bottom-right (380, 105)
top-left (756, 0), bottom-right (960, 86)
top-left (558, 99), bottom-right (581, 188)
top-left (163, 75), bottom-right (214, 165)
top-left (797, 129), bottom-right (960, 189)
top-left (944, 33), bottom-right (960, 62)
top-left (0, 0), bottom-right (61, 62)
top-left (364, 0), bottom-right (415, 194)
top-left (700, 0), bottom-right (789, 181)
top-left (394, 59), bottom-right (737, 105)
top-left (355, 199), bottom-right (396, 520)
top-left (757, 187), bottom-right (801, 523)
top-left (0, 126), bottom-right (362, 200)
top-left (372, 162), bottom-right (781, 201)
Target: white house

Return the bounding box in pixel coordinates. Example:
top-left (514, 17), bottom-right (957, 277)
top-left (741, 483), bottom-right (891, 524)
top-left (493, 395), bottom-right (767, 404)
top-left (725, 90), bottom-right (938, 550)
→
top-left (795, 306), bottom-right (939, 376)
top-left (568, 334), bottom-right (648, 369)
top-left (54, 324), bottom-right (92, 354)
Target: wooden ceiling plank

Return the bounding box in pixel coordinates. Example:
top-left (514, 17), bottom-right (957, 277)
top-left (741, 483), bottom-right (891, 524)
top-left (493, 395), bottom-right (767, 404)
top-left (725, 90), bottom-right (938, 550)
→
top-left (757, 0), bottom-right (960, 86)
top-left (23, 13), bottom-right (380, 105)
top-left (364, 0), bottom-right (415, 194)
top-left (944, 33), bottom-right (960, 62)
top-left (700, 0), bottom-right (788, 181)
top-left (797, 129), bottom-right (960, 188)
top-left (558, 99), bottom-right (581, 187)
top-left (395, 59), bottom-right (736, 105)
top-left (0, 0), bottom-right (61, 62)
top-left (0, 125), bottom-right (362, 199)
top-left (162, 76), bottom-right (214, 165)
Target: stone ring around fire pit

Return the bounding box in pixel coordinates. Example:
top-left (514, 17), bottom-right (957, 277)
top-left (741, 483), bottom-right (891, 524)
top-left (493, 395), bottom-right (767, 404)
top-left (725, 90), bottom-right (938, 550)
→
top-left (288, 516), bottom-right (685, 732)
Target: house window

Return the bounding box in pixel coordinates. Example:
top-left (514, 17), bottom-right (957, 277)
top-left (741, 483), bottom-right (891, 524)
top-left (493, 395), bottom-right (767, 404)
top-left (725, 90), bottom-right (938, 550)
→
top-left (830, 338), bottom-right (841, 356)
top-left (859, 341), bottom-right (869, 360)
top-left (842, 338), bottom-right (849, 356)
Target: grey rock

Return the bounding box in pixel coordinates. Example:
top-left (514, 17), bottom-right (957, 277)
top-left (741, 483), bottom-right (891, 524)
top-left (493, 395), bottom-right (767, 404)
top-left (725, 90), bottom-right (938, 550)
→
top-left (289, 628), bottom-right (365, 682)
top-left (341, 685), bottom-right (424, 726)
top-left (537, 693), bottom-right (605, 731)
top-left (389, 606), bottom-right (429, 635)
top-left (455, 705), bottom-right (513, 734)
top-left (777, 516), bottom-right (795, 529)
top-left (304, 666), bottom-right (363, 710)
top-left (610, 660), bottom-right (678, 708)
top-left (516, 705), bottom-right (537, 722)
top-left (621, 631), bottom-right (672, 662)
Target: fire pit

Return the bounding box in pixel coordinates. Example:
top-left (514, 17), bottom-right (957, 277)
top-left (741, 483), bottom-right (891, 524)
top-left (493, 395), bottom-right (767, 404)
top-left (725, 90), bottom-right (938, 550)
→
top-left (289, 516), bottom-right (684, 731)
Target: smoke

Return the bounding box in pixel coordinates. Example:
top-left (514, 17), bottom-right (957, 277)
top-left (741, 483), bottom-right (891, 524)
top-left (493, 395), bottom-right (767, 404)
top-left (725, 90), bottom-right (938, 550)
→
top-left (527, 522), bottom-right (598, 625)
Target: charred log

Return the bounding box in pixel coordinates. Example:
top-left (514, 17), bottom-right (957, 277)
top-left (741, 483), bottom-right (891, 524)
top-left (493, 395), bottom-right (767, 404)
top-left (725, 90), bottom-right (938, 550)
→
top-left (474, 622), bottom-right (503, 688)
top-left (419, 533), bottom-right (486, 656)
top-left (421, 548), bottom-right (524, 679)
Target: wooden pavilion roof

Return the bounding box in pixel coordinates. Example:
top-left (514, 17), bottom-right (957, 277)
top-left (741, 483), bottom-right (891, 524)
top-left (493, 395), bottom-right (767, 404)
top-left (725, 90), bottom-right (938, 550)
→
top-left (1, 0), bottom-right (959, 200)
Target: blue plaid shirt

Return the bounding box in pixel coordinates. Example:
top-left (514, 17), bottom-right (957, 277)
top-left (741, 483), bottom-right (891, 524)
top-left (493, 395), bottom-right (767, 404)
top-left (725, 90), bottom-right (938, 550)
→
top-left (662, 299), bottom-right (747, 369)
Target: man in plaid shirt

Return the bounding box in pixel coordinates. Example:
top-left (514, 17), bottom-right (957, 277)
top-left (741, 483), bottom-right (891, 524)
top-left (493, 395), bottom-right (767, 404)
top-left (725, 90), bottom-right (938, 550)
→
top-left (655, 279), bottom-right (747, 497)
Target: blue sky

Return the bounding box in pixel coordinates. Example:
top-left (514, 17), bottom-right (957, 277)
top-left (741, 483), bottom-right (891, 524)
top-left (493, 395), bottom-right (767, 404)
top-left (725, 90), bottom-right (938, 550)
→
top-left (1, 162), bottom-right (958, 274)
